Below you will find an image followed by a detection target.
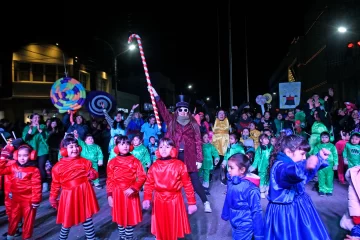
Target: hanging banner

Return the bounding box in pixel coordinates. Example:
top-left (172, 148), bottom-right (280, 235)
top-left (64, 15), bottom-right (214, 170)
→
top-left (279, 82), bottom-right (301, 109)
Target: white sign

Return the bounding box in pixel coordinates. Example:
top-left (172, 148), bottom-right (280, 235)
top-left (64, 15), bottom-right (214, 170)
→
top-left (279, 82), bottom-right (301, 109)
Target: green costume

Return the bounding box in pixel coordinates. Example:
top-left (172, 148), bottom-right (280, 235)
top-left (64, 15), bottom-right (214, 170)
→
top-left (343, 143), bottom-right (360, 168)
top-left (222, 143), bottom-right (245, 166)
top-left (309, 122), bottom-right (328, 155)
top-left (77, 139), bottom-right (103, 185)
top-left (22, 124), bottom-right (49, 156)
top-left (131, 144), bottom-right (151, 171)
top-left (313, 142), bottom-right (338, 194)
top-left (199, 143), bottom-right (219, 186)
top-left (250, 144), bottom-right (273, 189)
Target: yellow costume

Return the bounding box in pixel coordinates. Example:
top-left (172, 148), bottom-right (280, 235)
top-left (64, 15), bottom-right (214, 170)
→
top-left (212, 118), bottom-right (230, 156)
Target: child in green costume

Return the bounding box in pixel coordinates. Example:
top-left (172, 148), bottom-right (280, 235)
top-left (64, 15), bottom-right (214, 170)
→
top-left (131, 134), bottom-right (151, 172)
top-left (75, 133), bottom-right (103, 189)
top-left (249, 134), bottom-right (273, 199)
top-left (344, 132), bottom-right (360, 168)
top-left (200, 133), bottom-right (219, 190)
top-left (313, 132), bottom-right (338, 196)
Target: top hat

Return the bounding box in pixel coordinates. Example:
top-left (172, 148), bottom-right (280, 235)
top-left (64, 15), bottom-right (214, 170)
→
top-left (176, 95), bottom-right (190, 109)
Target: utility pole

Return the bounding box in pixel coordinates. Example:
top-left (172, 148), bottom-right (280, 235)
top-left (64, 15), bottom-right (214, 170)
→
top-left (228, 0), bottom-right (233, 107)
top-left (245, 15), bottom-right (250, 102)
top-left (217, 7), bottom-right (222, 107)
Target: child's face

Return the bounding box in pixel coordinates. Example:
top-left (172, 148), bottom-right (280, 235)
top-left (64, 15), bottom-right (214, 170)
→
top-left (256, 113), bottom-right (261, 119)
top-left (270, 138), bottom-right (277, 146)
top-left (285, 149), bottom-right (306, 162)
top-left (277, 113), bottom-right (282, 120)
top-left (264, 130), bottom-right (271, 137)
top-left (261, 137), bottom-right (269, 145)
top-left (117, 142), bottom-right (130, 155)
top-left (85, 136), bottom-right (94, 145)
top-left (202, 134), bottom-right (209, 143)
top-left (132, 137), bottom-right (141, 146)
top-left (242, 129), bottom-right (249, 137)
top-left (150, 138), bottom-right (156, 144)
top-left (158, 142), bottom-right (172, 158)
top-left (17, 148), bottom-right (30, 165)
top-left (227, 160), bottom-right (245, 177)
top-left (351, 136), bottom-right (360, 145)
top-left (345, 133), bottom-right (351, 141)
top-left (229, 135), bottom-right (237, 144)
top-left (249, 123), bottom-right (255, 130)
top-left (321, 135), bottom-right (330, 144)
top-left (66, 143), bottom-right (80, 158)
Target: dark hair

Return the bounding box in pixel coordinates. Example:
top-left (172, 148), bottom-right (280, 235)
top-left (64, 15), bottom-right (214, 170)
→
top-left (132, 133), bottom-right (143, 141)
top-left (259, 134), bottom-right (269, 144)
top-left (62, 134), bottom-right (78, 147)
top-left (320, 131), bottom-right (330, 138)
top-left (85, 134), bottom-right (93, 140)
top-left (267, 135), bottom-right (310, 181)
top-left (159, 137), bottom-right (176, 148)
top-left (17, 144), bottom-right (33, 153)
top-left (228, 153), bottom-right (251, 173)
top-left (30, 113), bottom-right (40, 119)
top-left (229, 133), bottom-right (239, 142)
top-left (149, 136), bottom-right (156, 141)
top-left (115, 135), bottom-right (131, 145)
top-left (350, 132), bottom-right (360, 144)
top-left (201, 132), bottom-right (209, 138)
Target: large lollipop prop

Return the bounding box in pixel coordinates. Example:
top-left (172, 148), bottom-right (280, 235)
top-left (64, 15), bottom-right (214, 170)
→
top-left (128, 34), bottom-right (161, 129)
top-left (256, 95), bottom-right (267, 115)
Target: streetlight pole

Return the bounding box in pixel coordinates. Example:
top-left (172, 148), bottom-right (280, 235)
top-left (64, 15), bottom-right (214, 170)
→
top-left (245, 15), bottom-right (250, 102)
top-left (228, 0), bottom-right (233, 107)
top-left (217, 7), bottom-right (222, 107)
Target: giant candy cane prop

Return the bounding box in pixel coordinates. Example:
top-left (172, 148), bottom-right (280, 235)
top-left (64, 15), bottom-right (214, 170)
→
top-left (128, 34), bottom-right (161, 129)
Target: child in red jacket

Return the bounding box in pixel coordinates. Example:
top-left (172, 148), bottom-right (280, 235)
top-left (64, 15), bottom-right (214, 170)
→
top-left (50, 134), bottom-right (99, 240)
top-left (0, 144), bottom-right (41, 240)
top-left (107, 135), bottom-right (146, 240)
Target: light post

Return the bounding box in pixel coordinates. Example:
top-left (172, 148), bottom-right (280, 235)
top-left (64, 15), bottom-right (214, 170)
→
top-left (94, 37), bottom-right (135, 101)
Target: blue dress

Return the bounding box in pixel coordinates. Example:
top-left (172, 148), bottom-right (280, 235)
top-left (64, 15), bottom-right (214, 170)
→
top-left (265, 152), bottom-right (330, 240)
top-left (221, 174), bottom-right (264, 240)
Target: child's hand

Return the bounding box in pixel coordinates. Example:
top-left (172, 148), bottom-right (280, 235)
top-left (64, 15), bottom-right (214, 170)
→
top-left (319, 148), bottom-right (331, 160)
top-left (146, 163), bottom-right (150, 168)
top-left (73, 130), bottom-right (78, 139)
top-left (49, 198), bottom-right (58, 210)
top-left (143, 200), bottom-right (151, 210)
top-left (196, 162), bottom-right (202, 169)
top-left (124, 188), bottom-right (135, 197)
top-left (221, 163), bottom-right (226, 169)
top-left (333, 165), bottom-right (338, 170)
top-left (306, 156), bottom-right (319, 169)
top-left (188, 205), bottom-right (197, 214)
top-left (214, 158), bottom-right (219, 165)
top-left (98, 160), bottom-right (103, 166)
top-left (108, 196), bottom-right (113, 207)
top-left (344, 158), bottom-right (348, 165)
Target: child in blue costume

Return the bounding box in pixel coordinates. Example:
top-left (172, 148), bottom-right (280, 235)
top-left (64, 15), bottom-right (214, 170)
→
top-left (265, 134), bottom-right (331, 240)
top-left (221, 153), bottom-right (264, 240)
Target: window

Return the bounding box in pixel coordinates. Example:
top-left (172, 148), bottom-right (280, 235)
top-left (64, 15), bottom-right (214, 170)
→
top-left (14, 62), bottom-right (70, 82)
top-left (97, 77), bottom-right (108, 91)
top-left (79, 71), bottom-right (90, 90)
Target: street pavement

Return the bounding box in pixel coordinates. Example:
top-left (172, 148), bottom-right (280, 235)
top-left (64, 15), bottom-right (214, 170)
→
top-left (0, 170), bottom-right (349, 239)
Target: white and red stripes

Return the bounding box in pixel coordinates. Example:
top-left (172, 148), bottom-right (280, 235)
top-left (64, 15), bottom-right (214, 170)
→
top-left (128, 34), bottom-right (161, 130)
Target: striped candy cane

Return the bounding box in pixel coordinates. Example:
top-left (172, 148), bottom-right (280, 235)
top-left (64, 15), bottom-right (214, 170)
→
top-left (128, 34), bottom-right (161, 130)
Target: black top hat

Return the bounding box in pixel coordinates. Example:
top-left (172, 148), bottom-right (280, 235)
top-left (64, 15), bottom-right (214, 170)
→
top-left (176, 95), bottom-right (190, 109)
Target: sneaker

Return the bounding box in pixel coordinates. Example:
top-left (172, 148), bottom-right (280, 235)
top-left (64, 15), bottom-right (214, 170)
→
top-left (204, 201), bottom-right (212, 213)
top-left (94, 184), bottom-right (102, 189)
top-left (319, 192), bottom-right (325, 196)
top-left (260, 192), bottom-right (266, 199)
top-left (326, 193), bottom-right (333, 196)
top-left (42, 182), bottom-right (49, 193)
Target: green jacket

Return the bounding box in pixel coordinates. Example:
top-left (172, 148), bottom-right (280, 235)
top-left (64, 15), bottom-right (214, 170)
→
top-left (251, 144), bottom-right (273, 172)
top-left (313, 142), bottom-right (338, 167)
top-left (343, 143), bottom-right (360, 168)
top-left (202, 143), bottom-right (219, 170)
top-left (77, 138), bottom-right (103, 163)
top-left (22, 124), bottom-right (49, 156)
top-left (131, 144), bottom-right (151, 170)
top-left (223, 143), bottom-right (245, 166)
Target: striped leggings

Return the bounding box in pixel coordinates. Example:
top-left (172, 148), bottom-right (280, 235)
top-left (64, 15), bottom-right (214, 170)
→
top-left (59, 218), bottom-right (95, 240)
top-left (118, 225), bottom-right (135, 240)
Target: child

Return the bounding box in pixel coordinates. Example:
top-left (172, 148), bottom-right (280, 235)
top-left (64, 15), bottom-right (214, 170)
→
top-left (0, 144), bottom-right (41, 240)
top-left (313, 131), bottom-right (338, 196)
top-left (75, 132), bottom-right (104, 189)
top-left (147, 136), bottom-right (158, 163)
top-left (221, 153), bottom-right (264, 240)
top-left (130, 134), bottom-right (151, 171)
top-left (221, 133), bottom-right (245, 185)
top-left (50, 134), bottom-right (99, 240)
top-left (249, 134), bottom-right (273, 198)
top-left (107, 135), bottom-right (147, 240)
top-left (200, 132), bottom-right (219, 191)
top-left (265, 135), bottom-right (331, 240)
top-left (344, 132), bottom-right (360, 168)
top-left (143, 138), bottom-right (197, 240)
top-left (336, 130), bottom-right (350, 184)
top-left (249, 122), bottom-right (261, 149)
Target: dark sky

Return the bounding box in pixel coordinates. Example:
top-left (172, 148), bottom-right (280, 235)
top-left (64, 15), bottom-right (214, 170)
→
top-left (6, 1), bottom-right (312, 108)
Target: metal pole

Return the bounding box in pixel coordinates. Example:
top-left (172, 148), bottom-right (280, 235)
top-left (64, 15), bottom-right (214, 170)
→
top-left (245, 15), bottom-right (249, 102)
top-left (228, 0), bottom-right (233, 107)
top-left (114, 57), bottom-right (118, 101)
top-left (217, 7), bottom-right (222, 107)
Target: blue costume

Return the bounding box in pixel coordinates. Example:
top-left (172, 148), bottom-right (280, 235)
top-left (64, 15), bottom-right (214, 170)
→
top-left (221, 174), bottom-right (264, 240)
top-left (265, 152), bottom-right (330, 240)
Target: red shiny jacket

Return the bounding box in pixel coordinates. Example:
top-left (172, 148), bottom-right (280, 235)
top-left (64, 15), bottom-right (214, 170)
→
top-left (0, 160), bottom-right (42, 203)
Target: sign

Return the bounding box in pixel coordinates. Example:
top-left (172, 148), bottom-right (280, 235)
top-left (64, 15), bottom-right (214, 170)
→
top-left (279, 82), bottom-right (301, 109)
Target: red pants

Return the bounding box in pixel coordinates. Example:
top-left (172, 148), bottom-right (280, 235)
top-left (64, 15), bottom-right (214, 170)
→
top-left (4, 175), bottom-right (12, 217)
top-left (338, 156), bottom-right (346, 184)
top-left (9, 200), bottom-right (36, 239)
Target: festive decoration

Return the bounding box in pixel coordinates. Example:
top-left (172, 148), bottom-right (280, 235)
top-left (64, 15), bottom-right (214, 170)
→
top-left (50, 77), bottom-right (86, 113)
top-left (128, 33), bottom-right (161, 129)
top-left (85, 91), bottom-right (116, 117)
top-left (279, 82), bottom-right (301, 109)
top-left (288, 68), bottom-right (295, 82)
top-left (256, 95), bottom-right (267, 114)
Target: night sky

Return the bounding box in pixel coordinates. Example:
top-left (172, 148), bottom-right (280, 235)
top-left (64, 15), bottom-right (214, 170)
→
top-left (5, 1), bottom-right (312, 108)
